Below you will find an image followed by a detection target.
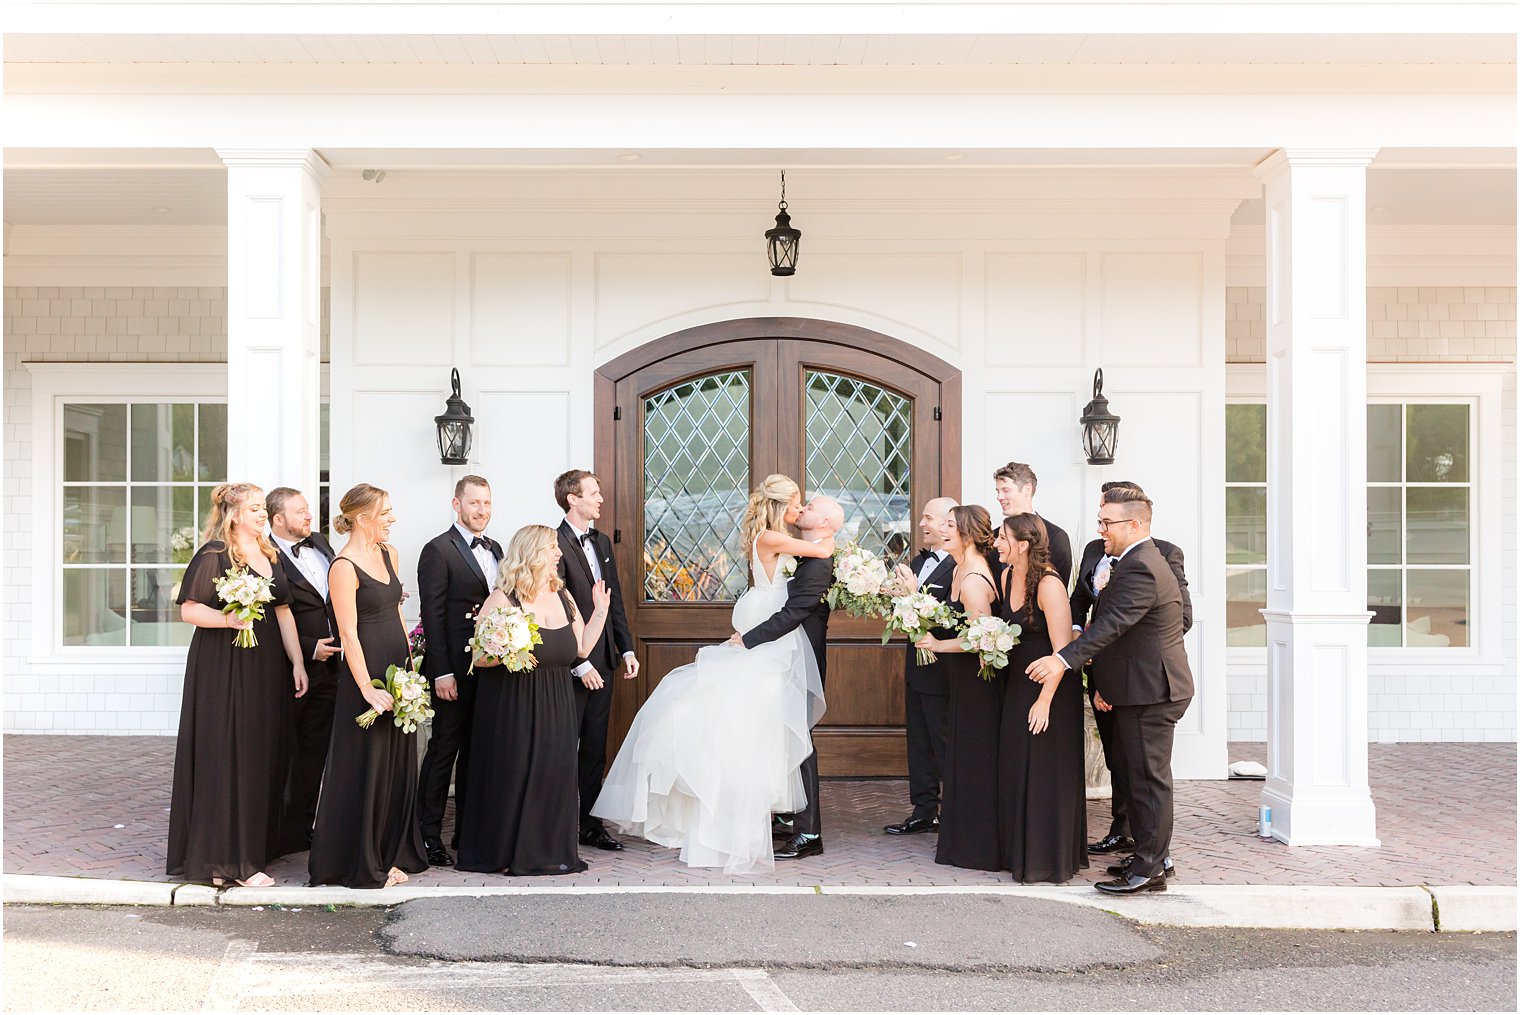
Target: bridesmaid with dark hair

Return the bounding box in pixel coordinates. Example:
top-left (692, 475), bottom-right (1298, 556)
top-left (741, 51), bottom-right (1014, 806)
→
top-left (995, 512), bottom-right (1088, 884)
top-left (168, 482), bottom-right (309, 887)
top-left (308, 483), bottom-right (429, 889)
top-left (914, 504), bottom-right (1004, 872)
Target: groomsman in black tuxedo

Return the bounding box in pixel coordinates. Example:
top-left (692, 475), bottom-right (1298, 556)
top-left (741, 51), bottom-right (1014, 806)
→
top-left (1073, 480), bottom-right (1194, 858)
top-left (994, 461), bottom-right (1073, 586)
top-left (267, 486), bottom-right (340, 850)
top-left (416, 475), bottom-right (502, 867)
top-left (882, 496), bottom-right (959, 836)
top-left (1027, 486), bottom-right (1194, 895)
top-left (733, 494), bottom-right (845, 860)
top-left (554, 469), bottom-right (638, 852)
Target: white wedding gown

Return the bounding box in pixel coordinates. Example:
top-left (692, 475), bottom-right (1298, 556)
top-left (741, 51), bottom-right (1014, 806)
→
top-left (591, 539), bottom-right (827, 874)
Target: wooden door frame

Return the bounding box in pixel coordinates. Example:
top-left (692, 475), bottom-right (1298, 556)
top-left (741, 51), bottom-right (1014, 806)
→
top-left (594, 317), bottom-right (962, 775)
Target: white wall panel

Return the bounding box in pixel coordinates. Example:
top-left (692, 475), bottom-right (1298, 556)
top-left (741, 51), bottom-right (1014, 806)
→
top-left (346, 387), bottom-right (446, 594)
top-left (980, 389), bottom-right (1085, 541)
top-left (471, 390), bottom-right (574, 538)
top-left (470, 253), bottom-right (571, 366)
top-left (352, 251), bottom-right (455, 366)
top-left (1100, 252), bottom-right (1204, 367)
top-left (786, 252), bottom-right (962, 349)
top-left (594, 253), bottom-right (765, 348)
top-left (985, 253), bottom-right (1086, 367)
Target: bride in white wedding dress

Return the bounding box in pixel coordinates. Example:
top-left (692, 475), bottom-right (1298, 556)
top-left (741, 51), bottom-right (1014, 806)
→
top-left (591, 475), bottom-right (833, 874)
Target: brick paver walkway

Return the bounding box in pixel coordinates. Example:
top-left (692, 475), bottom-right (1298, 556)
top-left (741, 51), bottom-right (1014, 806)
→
top-left (3, 737), bottom-right (1513, 889)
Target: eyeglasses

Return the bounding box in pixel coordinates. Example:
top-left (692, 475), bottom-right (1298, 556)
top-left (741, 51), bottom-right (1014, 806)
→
top-left (1096, 516), bottom-right (1132, 532)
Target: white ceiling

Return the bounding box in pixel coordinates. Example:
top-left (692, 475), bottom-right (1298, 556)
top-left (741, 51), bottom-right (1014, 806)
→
top-left (3, 147), bottom-right (1514, 227)
top-left (5, 33), bottom-right (1515, 66)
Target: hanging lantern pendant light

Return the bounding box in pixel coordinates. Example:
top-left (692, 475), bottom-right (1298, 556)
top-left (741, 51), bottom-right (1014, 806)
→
top-left (1079, 368), bottom-right (1121, 466)
top-left (765, 170), bottom-right (801, 277)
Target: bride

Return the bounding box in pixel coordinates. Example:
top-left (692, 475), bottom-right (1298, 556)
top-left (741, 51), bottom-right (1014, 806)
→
top-left (591, 474), bottom-right (833, 873)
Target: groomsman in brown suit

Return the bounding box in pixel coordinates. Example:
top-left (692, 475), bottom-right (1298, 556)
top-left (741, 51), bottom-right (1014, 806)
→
top-left (1027, 486), bottom-right (1193, 895)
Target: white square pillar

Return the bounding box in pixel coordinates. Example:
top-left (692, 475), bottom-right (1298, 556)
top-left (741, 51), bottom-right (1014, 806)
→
top-left (1254, 149), bottom-right (1380, 846)
top-left (217, 148), bottom-right (329, 500)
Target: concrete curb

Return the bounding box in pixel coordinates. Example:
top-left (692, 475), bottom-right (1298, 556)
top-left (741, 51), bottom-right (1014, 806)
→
top-left (1429, 885), bottom-right (1519, 932)
top-left (6, 873), bottom-right (1514, 931)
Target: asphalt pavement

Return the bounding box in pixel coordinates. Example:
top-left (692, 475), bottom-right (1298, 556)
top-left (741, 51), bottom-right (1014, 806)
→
top-left (3, 899), bottom-right (1514, 1012)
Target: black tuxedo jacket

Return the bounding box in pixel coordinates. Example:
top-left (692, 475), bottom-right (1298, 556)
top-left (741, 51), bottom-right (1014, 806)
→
top-left (556, 520), bottom-right (634, 677)
top-left (1058, 538), bottom-right (1194, 707)
top-left (742, 553), bottom-right (832, 681)
top-left (273, 531), bottom-right (337, 663)
top-left (1039, 514), bottom-right (1074, 588)
top-left (904, 549), bottom-right (957, 695)
top-left (417, 526), bottom-right (502, 685)
top-left (1071, 536), bottom-right (1193, 636)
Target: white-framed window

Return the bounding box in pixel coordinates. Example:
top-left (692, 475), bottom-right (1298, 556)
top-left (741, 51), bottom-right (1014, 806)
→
top-left (1225, 363), bottom-right (1503, 660)
top-left (29, 364), bottom-right (228, 661)
top-left (60, 400), bottom-right (227, 648)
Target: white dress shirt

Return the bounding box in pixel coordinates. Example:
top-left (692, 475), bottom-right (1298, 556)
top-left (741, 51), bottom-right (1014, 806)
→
top-left (564, 517), bottom-right (634, 677)
top-left (272, 533), bottom-right (330, 601)
top-left (916, 549), bottom-right (949, 589)
top-left (455, 522), bottom-right (497, 587)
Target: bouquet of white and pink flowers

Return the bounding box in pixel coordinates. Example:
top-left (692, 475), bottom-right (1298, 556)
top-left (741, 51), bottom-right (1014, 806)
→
top-left (212, 566), bottom-right (275, 649)
top-left (468, 604), bottom-right (542, 673)
top-left (958, 614), bottom-right (1022, 681)
top-left (356, 662), bottom-right (434, 734)
top-left (826, 542), bottom-right (907, 619)
top-left (883, 590), bottom-right (962, 666)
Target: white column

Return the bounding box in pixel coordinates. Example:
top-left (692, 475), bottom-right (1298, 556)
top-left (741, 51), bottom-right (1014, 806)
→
top-left (1254, 149), bottom-right (1380, 846)
top-left (217, 148), bottom-right (329, 500)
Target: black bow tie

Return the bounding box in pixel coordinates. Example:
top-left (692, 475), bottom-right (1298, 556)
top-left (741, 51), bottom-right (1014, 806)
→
top-left (291, 537), bottom-right (315, 554)
top-left (579, 530), bottom-right (597, 547)
top-left (470, 536), bottom-right (492, 551)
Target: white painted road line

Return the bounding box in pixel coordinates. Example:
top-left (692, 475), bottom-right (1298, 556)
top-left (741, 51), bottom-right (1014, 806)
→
top-left (201, 939), bottom-right (257, 1012)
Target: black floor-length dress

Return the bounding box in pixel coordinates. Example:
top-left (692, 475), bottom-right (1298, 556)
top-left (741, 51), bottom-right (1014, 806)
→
top-left (996, 576), bottom-right (1089, 883)
top-left (308, 551), bottom-right (428, 888)
top-left (457, 591), bottom-right (587, 876)
top-left (167, 542), bottom-right (294, 882)
top-left (935, 572), bottom-right (1006, 872)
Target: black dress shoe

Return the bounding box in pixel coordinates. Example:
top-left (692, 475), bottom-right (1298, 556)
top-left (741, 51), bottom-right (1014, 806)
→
top-left (774, 833), bottom-right (823, 860)
top-left (1095, 872), bottom-right (1168, 894)
top-left (424, 838), bottom-right (454, 867)
top-left (1106, 856), bottom-right (1176, 878)
top-left (1088, 833), bottom-right (1135, 854)
top-left (579, 825), bottom-right (623, 851)
top-left (883, 815), bottom-right (939, 835)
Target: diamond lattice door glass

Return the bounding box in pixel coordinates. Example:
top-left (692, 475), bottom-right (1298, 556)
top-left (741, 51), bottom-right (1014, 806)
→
top-left (643, 370), bottom-right (752, 602)
top-left (804, 370), bottom-right (913, 564)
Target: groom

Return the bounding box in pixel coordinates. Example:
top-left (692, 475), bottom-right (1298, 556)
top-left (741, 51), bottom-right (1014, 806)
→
top-left (729, 494), bottom-right (845, 860)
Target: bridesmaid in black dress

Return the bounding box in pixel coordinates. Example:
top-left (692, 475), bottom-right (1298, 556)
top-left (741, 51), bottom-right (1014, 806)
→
top-left (995, 513), bottom-right (1088, 884)
top-left (457, 524), bottom-right (610, 875)
top-left (168, 482), bottom-right (309, 887)
top-left (309, 484), bottom-right (429, 889)
top-left (914, 505), bottom-right (1004, 872)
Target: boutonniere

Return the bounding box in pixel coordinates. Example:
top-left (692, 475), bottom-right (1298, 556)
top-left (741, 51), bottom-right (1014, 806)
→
top-left (781, 558), bottom-right (798, 578)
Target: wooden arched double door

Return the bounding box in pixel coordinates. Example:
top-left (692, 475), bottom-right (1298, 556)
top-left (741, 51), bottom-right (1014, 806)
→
top-left (594, 318), bottom-right (961, 776)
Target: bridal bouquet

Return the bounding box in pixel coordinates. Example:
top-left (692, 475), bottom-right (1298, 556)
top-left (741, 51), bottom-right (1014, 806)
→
top-left (826, 542), bottom-right (906, 619)
top-left (212, 566), bottom-right (275, 649)
top-left (959, 614), bottom-right (1022, 681)
top-left (883, 590), bottom-right (961, 666)
top-left (468, 604), bottom-right (542, 673)
top-left (356, 662), bottom-right (434, 734)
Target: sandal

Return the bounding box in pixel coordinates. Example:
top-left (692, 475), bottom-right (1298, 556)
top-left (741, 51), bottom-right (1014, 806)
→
top-left (212, 872), bottom-right (275, 888)
top-left (384, 867), bottom-right (409, 888)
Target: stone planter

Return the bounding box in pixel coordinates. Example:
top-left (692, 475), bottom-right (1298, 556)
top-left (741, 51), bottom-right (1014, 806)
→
top-left (1083, 695), bottom-right (1112, 800)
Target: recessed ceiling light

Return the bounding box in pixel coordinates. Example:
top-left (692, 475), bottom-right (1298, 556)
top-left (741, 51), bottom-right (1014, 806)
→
top-left (943, 153), bottom-right (964, 161)
top-left (1371, 206), bottom-right (1389, 212)
top-left (618, 153), bottom-right (642, 161)
top-left (153, 207), bottom-right (171, 214)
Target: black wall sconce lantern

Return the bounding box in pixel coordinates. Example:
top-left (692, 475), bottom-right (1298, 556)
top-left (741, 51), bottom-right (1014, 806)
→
top-left (1080, 368), bottom-right (1120, 465)
top-left (765, 170), bottom-right (801, 276)
top-left (435, 368), bottom-right (475, 465)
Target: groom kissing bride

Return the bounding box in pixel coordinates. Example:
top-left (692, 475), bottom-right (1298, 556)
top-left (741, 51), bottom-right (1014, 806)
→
top-left (592, 475), bottom-right (844, 873)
